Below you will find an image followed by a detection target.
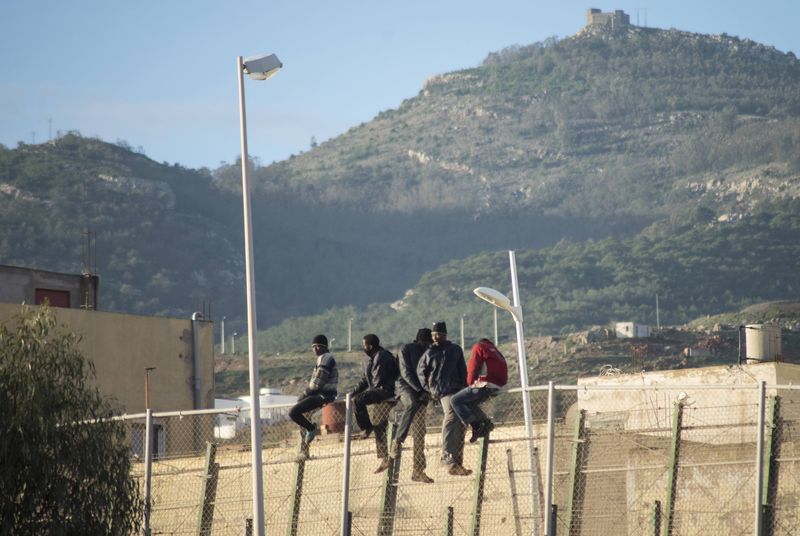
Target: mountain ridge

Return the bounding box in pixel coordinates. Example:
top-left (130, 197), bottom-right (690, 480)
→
top-left (2, 20), bottom-right (799, 331)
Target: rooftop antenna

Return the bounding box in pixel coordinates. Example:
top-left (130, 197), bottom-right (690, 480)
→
top-left (82, 229), bottom-right (96, 276)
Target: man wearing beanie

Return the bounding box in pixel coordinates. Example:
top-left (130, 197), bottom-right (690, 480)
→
top-left (417, 321), bottom-right (472, 476)
top-left (350, 333), bottom-right (399, 473)
top-left (390, 328), bottom-right (435, 483)
top-left (289, 335), bottom-right (338, 446)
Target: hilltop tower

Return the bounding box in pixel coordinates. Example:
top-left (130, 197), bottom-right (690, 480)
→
top-left (586, 8), bottom-right (631, 31)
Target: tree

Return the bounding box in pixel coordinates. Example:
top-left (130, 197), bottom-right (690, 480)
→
top-left (0, 306), bottom-right (143, 535)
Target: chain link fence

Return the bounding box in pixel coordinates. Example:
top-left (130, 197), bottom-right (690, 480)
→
top-left (112, 382), bottom-right (800, 535)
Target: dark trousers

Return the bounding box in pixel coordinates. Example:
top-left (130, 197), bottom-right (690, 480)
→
top-left (353, 388), bottom-right (392, 459)
top-left (394, 390), bottom-right (428, 471)
top-left (450, 386), bottom-right (498, 426)
top-left (289, 393), bottom-right (331, 431)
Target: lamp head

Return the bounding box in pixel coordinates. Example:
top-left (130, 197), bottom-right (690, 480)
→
top-left (473, 287), bottom-right (511, 310)
top-left (473, 286), bottom-right (524, 323)
top-left (243, 53), bottom-right (282, 80)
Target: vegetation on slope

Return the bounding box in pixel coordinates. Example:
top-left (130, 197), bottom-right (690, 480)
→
top-left (3, 22), bottom-right (800, 332)
top-left (256, 199), bottom-right (800, 352)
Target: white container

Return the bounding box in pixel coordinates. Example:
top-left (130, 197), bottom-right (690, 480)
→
top-left (744, 324), bottom-right (782, 361)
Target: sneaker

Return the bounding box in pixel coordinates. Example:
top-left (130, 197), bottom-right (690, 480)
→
top-left (448, 464), bottom-right (472, 476)
top-left (357, 427), bottom-right (373, 440)
top-left (469, 420), bottom-right (495, 443)
top-left (304, 425), bottom-right (319, 444)
top-left (411, 470), bottom-right (434, 483)
top-left (389, 440), bottom-right (401, 459)
top-left (483, 420), bottom-right (495, 436)
top-left (469, 422), bottom-right (482, 443)
top-left (374, 459), bottom-right (390, 473)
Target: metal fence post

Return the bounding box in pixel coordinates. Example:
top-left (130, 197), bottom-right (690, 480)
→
top-left (564, 410), bottom-right (586, 535)
top-left (470, 433), bottom-right (491, 536)
top-left (196, 442), bottom-right (219, 536)
top-left (754, 381), bottom-right (766, 536)
top-left (662, 401), bottom-right (683, 536)
top-left (544, 382), bottom-right (556, 536)
top-left (506, 449), bottom-right (524, 536)
top-left (443, 506), bottom-right (454, 536)
top-left (286, 435), bottom-right (308, 536)
top-left (651, 500), bottom-right (661, 536)
top-left (378, 422), bottom-right (399, 536)
top-left (762, 395), bottom-right (780, 534)
top-left (143, 408), bottom-right (153, 536)
top-left (340, 394), bottom-right (353, 536)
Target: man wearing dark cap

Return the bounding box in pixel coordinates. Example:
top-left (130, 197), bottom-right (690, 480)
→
top-left (350, 333), bottom-right (399, 473)
top-left (289, 335), bottom-right (338, 446)
top-left (390, 328), bottom-right (434, 483)
top-left (417, 321), bottom-right (472, 476)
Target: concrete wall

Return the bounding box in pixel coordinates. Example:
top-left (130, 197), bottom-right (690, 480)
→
top-left (0, 302), bottom-right (214, 414)
top-left (0, 264), bottom-right (98, 310)
top-left (576, 362), bottom-right (800, 444)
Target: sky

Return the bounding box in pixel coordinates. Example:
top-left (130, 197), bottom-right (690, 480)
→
top-left (2, 1), bottom-right (799, 170)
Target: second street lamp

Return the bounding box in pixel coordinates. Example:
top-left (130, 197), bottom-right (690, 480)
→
top-left (473, 250), bottom-right (540, 535)
top-left (237, 52), bottom-right (282, 536)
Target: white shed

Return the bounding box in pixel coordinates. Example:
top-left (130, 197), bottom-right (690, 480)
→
top-left (615, 322), bottom-right (651, 339)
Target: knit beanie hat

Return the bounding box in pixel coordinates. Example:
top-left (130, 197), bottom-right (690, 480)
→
top-left (415, 328), bottom-right (432, 343)
top-left (312, 334), bottom-right (328, 347)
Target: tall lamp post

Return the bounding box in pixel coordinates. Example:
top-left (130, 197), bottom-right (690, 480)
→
top-left (473, 250), bottom-right (540, 535)
top-left (221, 316), bottom-right (226, 354)
top-left (237, 52), bottom-right (282, 536)
top-left (348, 317), bottom-right (353, 352)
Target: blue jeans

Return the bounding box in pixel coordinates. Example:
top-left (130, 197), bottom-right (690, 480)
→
top-left (450, 386), bottom-right (498, 426)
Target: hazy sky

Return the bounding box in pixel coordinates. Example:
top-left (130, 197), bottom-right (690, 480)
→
top-left (2, 1), bottom-right (799, 170)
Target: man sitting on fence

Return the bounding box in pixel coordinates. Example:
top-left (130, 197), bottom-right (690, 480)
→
top-left (390, 328), bottom-right (435, 483)
top-left (450, 338), bottom-right (507, 442)
top-left (417, 322), bottom-right (472, 476)
top-left (350, 333), bottom-right (399, 473)
top-left (289, 334), bottom-right (338, 446)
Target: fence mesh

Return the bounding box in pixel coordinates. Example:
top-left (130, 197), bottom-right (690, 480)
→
top-left (110, 383), bottom-right (800, 535)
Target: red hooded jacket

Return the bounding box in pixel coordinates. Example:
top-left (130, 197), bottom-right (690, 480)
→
top-left (467, 339), bottom-right (508, 388)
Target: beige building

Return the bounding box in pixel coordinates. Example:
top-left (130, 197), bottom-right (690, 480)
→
top-left (0, 301), bottom-right (215, 414)
top-left (0, 263), bottom-right (98, 310)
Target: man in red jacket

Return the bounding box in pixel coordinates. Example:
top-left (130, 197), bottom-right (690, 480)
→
top-left (450, 338), bottom-right (508, 442)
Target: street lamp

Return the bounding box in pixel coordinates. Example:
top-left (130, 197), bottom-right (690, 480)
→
top-left (231, 332), bottom-right (238, 354)
top-left (144, 367), bottom-right (156, 410)
top-left (237, 50), bottom-right (282, 536)
top-left (221, 316), bottom-right (226, 354)
top-left (473, 250), bottom-right (540, 534)
top-left (348, 317), bottom-right (353, 352)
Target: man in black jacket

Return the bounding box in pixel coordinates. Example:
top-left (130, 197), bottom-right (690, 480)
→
top-left (350, 333), bottom-right (399, 473)
top-left (390, 328), bottom-right (434, 483)
top-left (417, 321), bottom-right (472, 476)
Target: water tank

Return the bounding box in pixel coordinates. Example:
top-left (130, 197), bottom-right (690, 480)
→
top-left (744, 324), bottom-right (782, 361)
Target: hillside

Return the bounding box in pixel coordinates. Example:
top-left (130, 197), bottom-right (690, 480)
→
top-left (241, 23), bottom-right (800, 221)
top-left (0, 135), bottom-right (243, 317)
top-left (256, 199), bottom-right (800, 352)
top-left (3, 18), bottom-right (800, 331)
top-left (217, 300), bottom-right (800, 398)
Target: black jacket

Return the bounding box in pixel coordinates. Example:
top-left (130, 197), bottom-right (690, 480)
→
top-left (416, 340), bottom-right (467, 399)
top-left (396, 341), bottom-right (426, 395)
top-left (352, 347), bottom-right (399, 395)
